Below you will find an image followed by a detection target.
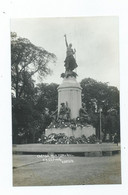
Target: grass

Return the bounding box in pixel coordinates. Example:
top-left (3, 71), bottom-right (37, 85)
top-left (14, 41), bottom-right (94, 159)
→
top-left (13, 154), bottom-right (121, 186)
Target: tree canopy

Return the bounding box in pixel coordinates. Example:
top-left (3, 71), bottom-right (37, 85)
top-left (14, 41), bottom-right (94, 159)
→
top-left (11, 32), bottom-right (57, 98)
top-left (80, 78), bottom-right (120, 141)
top-left (11, 33), bottom-right (57, 143)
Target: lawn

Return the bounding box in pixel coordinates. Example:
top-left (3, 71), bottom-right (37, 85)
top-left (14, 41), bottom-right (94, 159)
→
top-left (13, 154), bottom-right (121, 186)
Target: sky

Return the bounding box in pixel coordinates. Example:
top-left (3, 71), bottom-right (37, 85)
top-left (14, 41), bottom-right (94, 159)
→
top-left (11, 17), bottom-right (120, 88)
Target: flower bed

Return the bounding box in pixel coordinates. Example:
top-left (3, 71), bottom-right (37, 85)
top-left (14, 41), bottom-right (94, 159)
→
top-left (41, 133), bottom-right (97, 144)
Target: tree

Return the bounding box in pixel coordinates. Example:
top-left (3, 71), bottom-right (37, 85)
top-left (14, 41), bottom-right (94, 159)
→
top-left (35, 83), bottom-right (59, 113)
top-left (80, 78), bottom-right (120, 140)
top-left (11, 32), bottom-right (57, 98)
top-left (11, 33), bottom-right (57, 143)
top-left (12, 82), bottom-right (59, 144)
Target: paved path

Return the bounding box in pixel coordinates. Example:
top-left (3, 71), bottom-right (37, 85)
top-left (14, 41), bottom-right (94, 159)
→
top-left (13, 154), bottom-right (121, 186)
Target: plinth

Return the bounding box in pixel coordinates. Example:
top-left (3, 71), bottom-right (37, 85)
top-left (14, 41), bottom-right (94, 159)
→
top-left (45, 76), bottom-right (96, 138)
top-left (58, 76), bottom-right (82, 119)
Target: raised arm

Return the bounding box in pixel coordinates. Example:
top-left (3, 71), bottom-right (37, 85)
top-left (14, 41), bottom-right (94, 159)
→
top-left (73, 48), bottom-right (76, 54)
top-left (64, 34), bottom-right (68, 48)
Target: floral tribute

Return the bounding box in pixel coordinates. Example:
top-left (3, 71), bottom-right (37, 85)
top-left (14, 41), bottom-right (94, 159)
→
top-left (41, 133), bottom-right (97, 144)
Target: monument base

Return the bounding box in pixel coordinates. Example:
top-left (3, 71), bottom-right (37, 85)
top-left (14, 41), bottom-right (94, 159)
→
top-left (58, 76), bottom-right (82, 119)
top-left (45, 125), bottom-right (95, 138)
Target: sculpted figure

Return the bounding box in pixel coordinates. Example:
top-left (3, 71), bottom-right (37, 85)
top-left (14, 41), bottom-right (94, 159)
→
top-left (58, 103), bottom-right (66, 120)
top-left (65, 102), bottom-right (71, 121)
top-left (58, 102), bottom-right (71, 121)
top-left (64, 34), bottom-right (78, 72)
top-left (79, 103), bottom-right (88, 124)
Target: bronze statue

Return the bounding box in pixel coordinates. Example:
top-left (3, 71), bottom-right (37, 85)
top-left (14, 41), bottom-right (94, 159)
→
top-left (64, 34), bottom-right (78, 72)
top-left (79, 103), bottom-right (89, 124)
top-left (58, 102), bottom-right (71, 121)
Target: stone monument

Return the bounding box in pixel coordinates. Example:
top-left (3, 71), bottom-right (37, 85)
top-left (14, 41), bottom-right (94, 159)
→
top-left (45, 35), bottom-right (95, 138)
top-left (58, 36), bottom-right (82, 119)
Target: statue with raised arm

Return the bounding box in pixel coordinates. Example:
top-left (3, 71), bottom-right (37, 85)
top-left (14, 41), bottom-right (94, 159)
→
top-left (64, 34), bottom-right (78, 72)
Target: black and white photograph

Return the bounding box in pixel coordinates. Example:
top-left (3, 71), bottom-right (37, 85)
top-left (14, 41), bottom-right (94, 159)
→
top-left (11, 17), bottom-right (121, 186)
top-left (1, 0), bottom-right (128, 194)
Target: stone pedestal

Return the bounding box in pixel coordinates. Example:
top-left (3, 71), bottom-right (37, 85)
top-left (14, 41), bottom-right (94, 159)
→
top-left (45, 76), bottom-right (96, 139)
top-left (45, 125), bottom-right (96, 138)
top-left (58, 77), bottom-right (82, 119)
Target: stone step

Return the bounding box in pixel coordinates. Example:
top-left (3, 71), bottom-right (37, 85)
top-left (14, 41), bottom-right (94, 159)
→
top-left (13, 143), bottom-right (120, 157)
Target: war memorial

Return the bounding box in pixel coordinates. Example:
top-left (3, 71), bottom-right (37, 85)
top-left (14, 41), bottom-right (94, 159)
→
top-left (45, 34), bottom-right (95, 139)
top-left (12, 28), bottom-right (121, 186)
top-left (9, 9), bottom-right (123, 189)
top-left (13, 35), bottom-right (120, 158)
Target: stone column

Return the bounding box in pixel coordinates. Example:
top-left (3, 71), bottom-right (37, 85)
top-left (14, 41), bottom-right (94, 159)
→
top-left (58, 76), bottom-right (82, 119)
